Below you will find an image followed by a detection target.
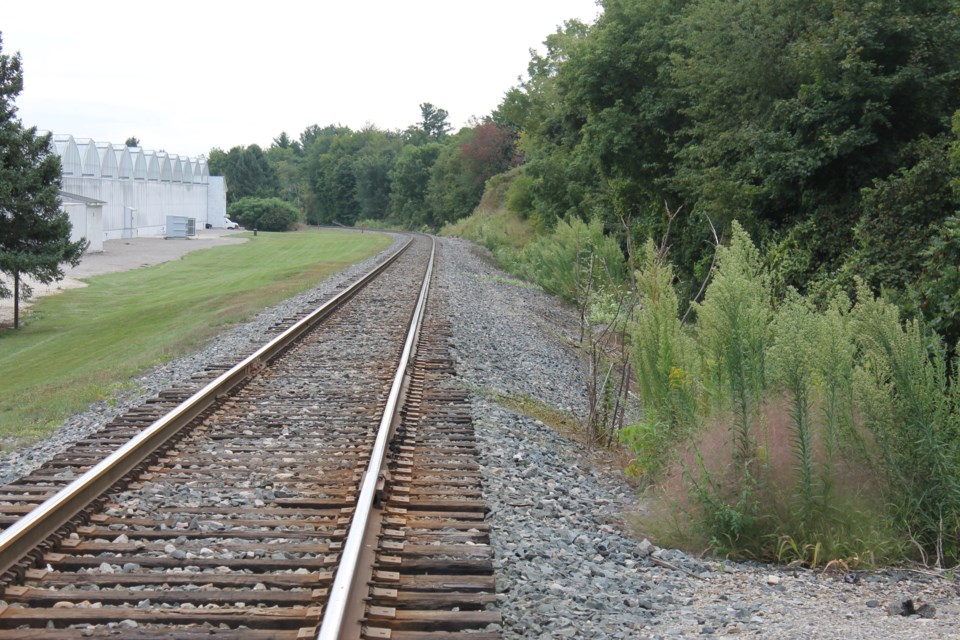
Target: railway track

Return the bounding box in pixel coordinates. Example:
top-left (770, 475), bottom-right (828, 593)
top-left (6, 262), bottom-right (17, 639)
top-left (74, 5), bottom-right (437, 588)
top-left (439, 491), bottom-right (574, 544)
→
top-left (0, 235), bottom-right (500, 639)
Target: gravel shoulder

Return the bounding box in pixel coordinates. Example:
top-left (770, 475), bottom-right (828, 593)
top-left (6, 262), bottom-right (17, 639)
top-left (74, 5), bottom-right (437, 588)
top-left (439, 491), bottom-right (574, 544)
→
top-left (1, 233), bottom-right (957, 639)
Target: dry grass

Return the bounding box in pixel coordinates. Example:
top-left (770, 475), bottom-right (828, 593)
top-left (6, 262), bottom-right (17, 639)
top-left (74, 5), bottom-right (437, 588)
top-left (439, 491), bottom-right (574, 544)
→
top-left (632, 393), bottom-right (896, 564)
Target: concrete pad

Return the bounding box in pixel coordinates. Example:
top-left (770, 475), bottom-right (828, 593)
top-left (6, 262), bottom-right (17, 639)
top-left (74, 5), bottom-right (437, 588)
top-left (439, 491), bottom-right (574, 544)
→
top-left (0, 229), bottom-right (248, 327)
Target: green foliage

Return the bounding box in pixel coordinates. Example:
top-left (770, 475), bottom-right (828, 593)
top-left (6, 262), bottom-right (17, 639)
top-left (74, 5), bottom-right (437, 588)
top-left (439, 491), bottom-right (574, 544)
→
top-left (497, 0), bottom-right (960, 327)
top-left (505, 170), bottom-right (536, 219)
top-left (228, 197), bottom-right (300, 231)
top-left (425, 138), bottom-right (484, 227)
top-left (853, 290), bottom-right (960, 565)
top-left (845, 135), bottom-right (957, 293)
top-left (232, 108), bottom-right (519, 232)
top-left (0, 33), bottom-right (86, 328)
top-left (695, 223), bottom-right (770, 469)
top-left (353, 134), bottom-right (400, 221)
top-left (417, 102), bottom-right (452, 142)
top-left (425, 122), bottom-right (520, 228)
top-left (516, 217), bottom-right (625, 305)
top-left (621, 239), bottom-right (698, 479)
top-left (389, 142), bottom-right (443, 226)
top-left (495, 19), bottom-right (598, 226)
top-left (208, 144), bottom-right (280, 203)
top-left (915, 216), bottom-right (960, 347)
top-left (301, 126), bottom-right (370, 226)
top-left (266, 137), bottom-right (306, 210)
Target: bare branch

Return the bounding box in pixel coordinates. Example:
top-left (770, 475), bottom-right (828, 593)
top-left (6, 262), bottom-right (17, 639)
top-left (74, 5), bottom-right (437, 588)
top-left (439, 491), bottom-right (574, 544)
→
top-left (657, 201), bottom-right (684, 264)
top-left (680, 215), bottom-right (723, 327)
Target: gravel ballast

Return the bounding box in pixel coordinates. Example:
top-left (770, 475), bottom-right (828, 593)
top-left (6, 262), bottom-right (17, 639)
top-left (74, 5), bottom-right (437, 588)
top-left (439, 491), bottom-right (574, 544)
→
top-left (2, 233), bottom-right (958, 639)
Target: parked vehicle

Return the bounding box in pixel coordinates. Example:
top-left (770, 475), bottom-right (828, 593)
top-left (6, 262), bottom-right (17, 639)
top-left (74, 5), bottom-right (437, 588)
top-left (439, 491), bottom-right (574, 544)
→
top-left (224, 217), bottom-right (240, 230)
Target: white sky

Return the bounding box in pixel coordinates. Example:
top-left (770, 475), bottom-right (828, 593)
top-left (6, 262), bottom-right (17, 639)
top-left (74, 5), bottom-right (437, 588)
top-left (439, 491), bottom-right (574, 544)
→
top-left (2, 1), bottom-right (601, 159)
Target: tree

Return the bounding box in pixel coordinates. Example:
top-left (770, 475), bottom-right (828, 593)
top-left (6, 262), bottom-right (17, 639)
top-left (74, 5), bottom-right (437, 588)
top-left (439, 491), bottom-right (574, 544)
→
top-left (670, 0), bottom-right (960, 284)
top-left (208, 144), bottom-right (280, 203)
top-left (389, 142), bottom-right (443, 226)
top-left (493, 19), bottom-right (598, 225)
top-left (0, 34), bottom-right (86, 328)
top-left (302, 127), bottom-right (361, 225)
top-left (124, 136), bottom-right (140, 147)
top-left (418, 103), bottom-right (452, 141)
top-left (267, 133), bottom-right (306, 209)
top-left (500, 0), bottom-right (960, 299)
top-left (352, 129), bottom-right (401, 221)
top-left (272, 131), bottom-right (299, 152)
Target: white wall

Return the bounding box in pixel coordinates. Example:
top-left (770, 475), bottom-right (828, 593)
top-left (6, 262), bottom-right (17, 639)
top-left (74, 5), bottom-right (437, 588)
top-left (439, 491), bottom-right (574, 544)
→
top-left (54, 135), bottom-right (225, 240)
top-left (207, 176), bottom-right (227, 227)
top-left (63, 202), bottom-right (104, 252)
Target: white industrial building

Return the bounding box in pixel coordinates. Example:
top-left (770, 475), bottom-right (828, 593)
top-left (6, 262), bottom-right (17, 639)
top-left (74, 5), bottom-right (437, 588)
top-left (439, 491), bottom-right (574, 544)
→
top-left (49, 134), bottom-right (227, 251)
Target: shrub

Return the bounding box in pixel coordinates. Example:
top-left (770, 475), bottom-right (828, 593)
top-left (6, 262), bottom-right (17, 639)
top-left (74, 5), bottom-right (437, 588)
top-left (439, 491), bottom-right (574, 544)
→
top-left (505, 170), bottom-right (536, 219)
top-left (228, 197), bottom-right (300, 232)
top-left (517, 217), bottom-right (626, 305)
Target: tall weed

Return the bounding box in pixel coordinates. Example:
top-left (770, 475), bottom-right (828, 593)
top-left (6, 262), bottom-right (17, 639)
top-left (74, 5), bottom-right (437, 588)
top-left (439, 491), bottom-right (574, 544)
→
top-left (684, 222), bottom-right (771, 552)
top-left (768, 291), bottom-right (818, 519)
top-left (854, 288), bottom-right (960, 565)
top-left (633, 222), bottom-right (895, 563)
top-left (622, 240), bottom-right (698, 479)
top-left (695, 221), bottom-right (770, 476)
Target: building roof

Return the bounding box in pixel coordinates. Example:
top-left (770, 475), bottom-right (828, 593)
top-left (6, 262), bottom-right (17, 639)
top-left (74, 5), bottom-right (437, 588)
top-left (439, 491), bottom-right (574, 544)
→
top-left (60, 191), bottom-right (106, 206)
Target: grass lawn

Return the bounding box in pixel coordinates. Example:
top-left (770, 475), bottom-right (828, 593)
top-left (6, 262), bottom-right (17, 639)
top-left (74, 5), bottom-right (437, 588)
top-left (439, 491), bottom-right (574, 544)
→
top-left (0, 228), bottom-right (393, 450)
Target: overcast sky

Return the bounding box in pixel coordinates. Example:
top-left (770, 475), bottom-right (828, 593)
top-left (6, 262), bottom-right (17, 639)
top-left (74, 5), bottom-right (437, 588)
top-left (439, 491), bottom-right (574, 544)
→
top-left (2, 1), bottom-right (601, 159)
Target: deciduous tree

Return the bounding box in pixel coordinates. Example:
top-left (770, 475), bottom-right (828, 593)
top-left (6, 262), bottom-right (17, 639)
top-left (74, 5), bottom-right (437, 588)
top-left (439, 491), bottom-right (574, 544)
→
top-left (208, 144), bottom-right (280, 203)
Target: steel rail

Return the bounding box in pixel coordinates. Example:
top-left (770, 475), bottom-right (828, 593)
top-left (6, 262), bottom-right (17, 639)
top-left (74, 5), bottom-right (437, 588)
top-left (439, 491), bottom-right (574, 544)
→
top-left (0, 235), bottom-right (412, 580)
top-left (316, 236), bottom-right (435, 640)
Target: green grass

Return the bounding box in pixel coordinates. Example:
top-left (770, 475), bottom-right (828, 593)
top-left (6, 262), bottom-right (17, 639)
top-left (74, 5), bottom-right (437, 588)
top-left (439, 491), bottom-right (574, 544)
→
top-left (0, 229), bottom-right (393, 449)
top-left (478, 387), bottom-right (581, 436)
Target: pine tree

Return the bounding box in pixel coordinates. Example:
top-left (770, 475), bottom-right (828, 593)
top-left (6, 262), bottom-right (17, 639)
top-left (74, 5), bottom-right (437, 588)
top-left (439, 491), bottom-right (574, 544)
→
top-left (0, 33), bottom-right (86, 328)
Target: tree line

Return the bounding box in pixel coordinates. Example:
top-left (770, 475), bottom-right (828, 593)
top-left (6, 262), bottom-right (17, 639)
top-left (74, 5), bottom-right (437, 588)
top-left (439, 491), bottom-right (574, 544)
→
top-left (207, 103), bottom-right (519, 231)
top-left (494, 0), bottom-right (960, 345)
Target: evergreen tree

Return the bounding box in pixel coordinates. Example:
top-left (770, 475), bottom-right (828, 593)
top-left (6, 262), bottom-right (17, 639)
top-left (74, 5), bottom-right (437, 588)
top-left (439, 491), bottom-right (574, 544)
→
top-left (418, 103), bottom-right (452, 142)
top-left (0, 33), bottom-right (86, 328)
